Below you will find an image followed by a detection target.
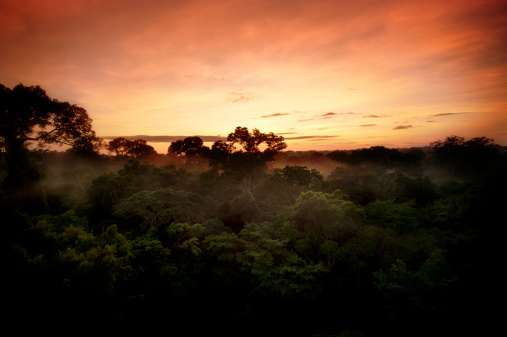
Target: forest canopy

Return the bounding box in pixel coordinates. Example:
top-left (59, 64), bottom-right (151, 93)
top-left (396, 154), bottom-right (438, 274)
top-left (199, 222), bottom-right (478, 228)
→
top-left (1, 84), bottom-right (504, 336)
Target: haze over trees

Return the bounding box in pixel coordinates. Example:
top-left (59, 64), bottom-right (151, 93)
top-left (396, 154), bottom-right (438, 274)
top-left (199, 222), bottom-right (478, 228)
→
top-left (1, 83), bottom-right (504, 336)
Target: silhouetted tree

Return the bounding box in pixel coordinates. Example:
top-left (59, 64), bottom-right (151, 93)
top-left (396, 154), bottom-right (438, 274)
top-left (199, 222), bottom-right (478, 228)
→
top-left (128, 139), bottom-right (156, 158)
top-left (207, 140), bottom-right (234, 170)
top-left (208, 126), bottom-right (287, 178)
top-left (106, 137), bottom-right (130, 156)
top-left (0, 83), bottom-right (102, 192)
top-left (106, 137), bottom-right (155, 158)
top-left (168, 136), bottom-right (208, 166)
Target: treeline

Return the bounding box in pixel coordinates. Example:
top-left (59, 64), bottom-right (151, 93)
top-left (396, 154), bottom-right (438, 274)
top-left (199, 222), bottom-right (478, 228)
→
top-left (2, 133), bottom-right (505, 335)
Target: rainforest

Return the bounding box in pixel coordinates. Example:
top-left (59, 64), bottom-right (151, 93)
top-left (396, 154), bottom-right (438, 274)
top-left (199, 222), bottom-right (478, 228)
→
top-left (1, 84), bottom-right (505, 336)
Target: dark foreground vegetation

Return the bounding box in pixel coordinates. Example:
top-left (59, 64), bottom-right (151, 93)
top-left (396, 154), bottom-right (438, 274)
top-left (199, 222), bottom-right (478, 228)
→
top-left (1, 84), bottom-right (505, 335)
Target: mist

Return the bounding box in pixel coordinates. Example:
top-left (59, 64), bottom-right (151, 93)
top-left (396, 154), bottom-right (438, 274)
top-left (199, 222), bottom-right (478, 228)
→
top-left (2, 132), bottom-right (505, 336)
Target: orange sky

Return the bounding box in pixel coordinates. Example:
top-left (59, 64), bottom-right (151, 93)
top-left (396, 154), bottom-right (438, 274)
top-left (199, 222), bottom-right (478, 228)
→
top-left (1, 0), bottom-right (506, 153)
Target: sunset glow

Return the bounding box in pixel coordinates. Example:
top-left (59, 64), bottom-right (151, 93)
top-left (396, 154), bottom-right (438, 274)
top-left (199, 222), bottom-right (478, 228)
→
top-left (1, 0), bottom-right (506, 153)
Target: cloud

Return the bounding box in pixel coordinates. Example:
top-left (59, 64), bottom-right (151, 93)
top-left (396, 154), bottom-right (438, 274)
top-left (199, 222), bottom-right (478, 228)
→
top-left (430, 112), bottom-right (465, 117)
top-left (316, 112), bottom-right (358, 117)
top-left (285, 135), bottom-right (339, 140)
top-left (226, 91), bottom-right (256, 103)
top-left (364, 114), bottom-right (391, 118)
top-left (317, 113), bottom-right (336, 119)
top-left (393, 125), bottom-right (413, 130)
top-left (261, 113), bottom-right (290, 118)
top-left (298, 111), bottom-right (358, 122)
top-left (303, 112), bottom-right (336, 120)
top-left (360, 124), bottom-right (377, 127)
top-left (102, 135), bottom-right (227, 142)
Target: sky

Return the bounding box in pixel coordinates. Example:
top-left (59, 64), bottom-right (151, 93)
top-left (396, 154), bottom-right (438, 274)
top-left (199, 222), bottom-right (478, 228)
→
top-left (1, 0), bottom-right (506, 153)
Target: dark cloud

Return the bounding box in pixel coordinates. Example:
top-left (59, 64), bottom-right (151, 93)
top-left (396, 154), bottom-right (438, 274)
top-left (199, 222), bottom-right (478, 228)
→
top-left (393, 125), bottom-right (413, 130)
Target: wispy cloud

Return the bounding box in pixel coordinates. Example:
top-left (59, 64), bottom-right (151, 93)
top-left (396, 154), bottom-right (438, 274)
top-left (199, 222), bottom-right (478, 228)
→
top-left (285, 135), bottom-right (340, 140)
top-left (360, 124), bottom-right (377, 127)
top-left (298, 111), bottom-right (359, 122)
top-left (102, 135), bottom-right (227, 142)
top-left (393, 125), bottom-right (413, 130)
top-left (430, 112), bottom-right (465, 117)
top-left (318, 112), bottom-right (358, 117)
top-left (261, 113), bottom-right (290, 118)
top-left (364, 114), bottom-right (391, 118)
top-left (226, 91), bottom-right (256, 103)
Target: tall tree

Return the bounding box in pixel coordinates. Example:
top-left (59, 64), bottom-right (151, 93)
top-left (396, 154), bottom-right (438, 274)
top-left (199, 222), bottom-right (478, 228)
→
top-left (208, 126), bottom-right (287, 175)
top-left (0, 83), bottom-right (102, 191)
top-left (226, 126), bottom-right (287, 157)
top-left (206, 127), bottom-right (287, 192)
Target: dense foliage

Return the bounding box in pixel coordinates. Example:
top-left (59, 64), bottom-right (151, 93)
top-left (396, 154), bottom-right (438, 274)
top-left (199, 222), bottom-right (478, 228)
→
top-left (1, 89), bottom-right (504, 336)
